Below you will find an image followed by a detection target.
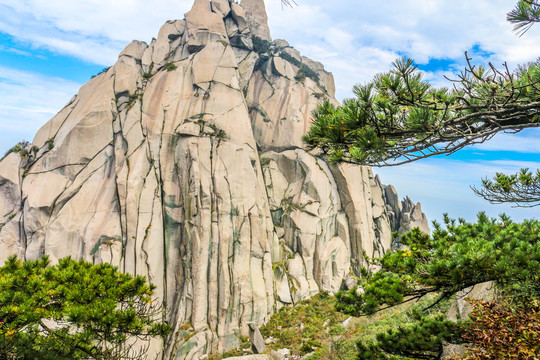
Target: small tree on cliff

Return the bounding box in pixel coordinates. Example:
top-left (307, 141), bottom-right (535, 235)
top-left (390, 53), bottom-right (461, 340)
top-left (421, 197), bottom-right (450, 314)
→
top-left (0, 256), bottom-right (170, 360)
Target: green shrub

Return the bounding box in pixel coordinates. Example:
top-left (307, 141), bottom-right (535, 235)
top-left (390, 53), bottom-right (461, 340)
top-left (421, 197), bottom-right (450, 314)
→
top-left (2, 141), bottom-right (30, 160)
top-left (252, 36), bottom-right (272, 54)
top-left (279, 51), bottom-right (321, 85)
top-left (294, 70), bottom-right (306, 83)
top-left (261, 292), bottom-right (350, 355)
top-left (164, 62), bottom-right (177, 71)
top-left (0, 256), bottom-right (171, 360)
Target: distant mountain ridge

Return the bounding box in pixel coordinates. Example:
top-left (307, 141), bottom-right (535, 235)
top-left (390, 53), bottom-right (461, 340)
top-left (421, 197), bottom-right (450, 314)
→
top-left (0, 0), bottom-right (428, 358)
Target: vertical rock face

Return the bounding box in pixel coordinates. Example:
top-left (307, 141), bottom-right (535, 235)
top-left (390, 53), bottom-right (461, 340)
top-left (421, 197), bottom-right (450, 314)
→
top-left (0, 0), bottom-right (428, 358)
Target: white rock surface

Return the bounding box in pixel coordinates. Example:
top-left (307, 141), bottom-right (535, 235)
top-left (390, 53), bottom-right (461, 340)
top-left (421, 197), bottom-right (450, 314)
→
top-left (225, 355), bottom-right (272, 360)
top-left (0, 1), bottom-right (428, 359)
top-left (241, 0), bottom-right (271, 40)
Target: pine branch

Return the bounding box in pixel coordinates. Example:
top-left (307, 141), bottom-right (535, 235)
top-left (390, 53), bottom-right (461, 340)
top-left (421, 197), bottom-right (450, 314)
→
top-left (303, 55), bottom-right (540, 167)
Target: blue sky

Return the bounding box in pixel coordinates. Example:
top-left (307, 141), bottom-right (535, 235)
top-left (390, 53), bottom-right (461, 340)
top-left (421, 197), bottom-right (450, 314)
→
top-left (0, 0), bottom-right (538, 224)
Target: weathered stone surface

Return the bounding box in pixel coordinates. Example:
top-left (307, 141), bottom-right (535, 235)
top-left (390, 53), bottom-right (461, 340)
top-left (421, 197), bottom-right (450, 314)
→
top-left (211, 0), bottom-right (230, 17)
top-left (270, 349), bottom-right (290, 360)
top-left (119, 40), bottom-right (149, 59)
top-left (246, 66), bottom-right (331, 151)
top-left (0, 1), bottom-right (428, 359)
top-left (224, 355), bottom-right (272, 360)
top-left (447, 282), bottom-right (497, 322)
top-left (399, 197), bottom-right (430, 234)
top-left (443, 282), bottom-right (496, 359)
top-left (248, 323), bottom-right (266, 354)
top-left (0, 152), bottom-right (23, 264)
top-left (231, 2), bottom-right (249, 33)
top-left (241, 0), bottom-right (271, 40)
top-left (300, 56), bottom-right (336, 97)
top-left (272, 57), bottom-right (296, 78)
top-left (185, 0), bottom-right (227, 54)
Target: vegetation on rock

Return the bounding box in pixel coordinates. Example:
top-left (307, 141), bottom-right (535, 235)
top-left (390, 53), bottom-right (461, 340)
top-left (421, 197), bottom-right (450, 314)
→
top-left (278, 51), bottom-right (321, 85)
top-left (252, 292), bottom-right (450, 360)
top-left (2, 141), bottom-right (30, 161)
top-left (261, 292), bottom-right (349, 355)
top-left (164, 62), bottom-right (177, 71)
top-left (459, 299), bottom-right (540, 359)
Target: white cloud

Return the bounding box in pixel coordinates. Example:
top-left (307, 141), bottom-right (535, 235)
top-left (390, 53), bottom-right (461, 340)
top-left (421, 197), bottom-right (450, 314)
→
top-left (266, 0), bottom-right (540, 99)
top-left (0, 66), bottom-right (80, 152)
top-left (0, 0), bottom-right (195, 65)
top-left (0, 0), bottom-right (193, 42)
top-left (2, 0), bottom-right (540, 96)
top-left (374, 157), bottom-right (540, 225)
top-left (474, 129), bottom-right (540, 153)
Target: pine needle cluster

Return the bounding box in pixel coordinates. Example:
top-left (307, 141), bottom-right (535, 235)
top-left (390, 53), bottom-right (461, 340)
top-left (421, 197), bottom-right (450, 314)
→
top-left (303, 57), bottom-right (540, 166)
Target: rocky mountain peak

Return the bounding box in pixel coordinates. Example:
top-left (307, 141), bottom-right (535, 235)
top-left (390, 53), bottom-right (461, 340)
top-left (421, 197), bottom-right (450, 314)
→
top-left (0, 1), bottom-right (428, 358)
top-left (240, 0), bottom-right (272, 40)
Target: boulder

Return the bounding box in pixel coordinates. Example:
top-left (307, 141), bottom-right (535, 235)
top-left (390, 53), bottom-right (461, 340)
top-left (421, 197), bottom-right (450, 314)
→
top-left (241, 0), bottom-right (271, 40)
top-left (443, 282), bottom-right (497, 359)
top-left (342, 276), bottom-right (358, 290)
top-left (211, 0), bottom-right (230, 17)
top-left (224, 355), bottom-right (272, 360)
top-left (270, 349), bottom-right (290, 360)
top-left (248, 323), bottom-right (266, 354)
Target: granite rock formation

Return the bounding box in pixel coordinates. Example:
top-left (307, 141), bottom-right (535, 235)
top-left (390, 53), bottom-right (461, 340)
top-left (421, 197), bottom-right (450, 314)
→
top-left (0, 0), bottom-right (428, 358)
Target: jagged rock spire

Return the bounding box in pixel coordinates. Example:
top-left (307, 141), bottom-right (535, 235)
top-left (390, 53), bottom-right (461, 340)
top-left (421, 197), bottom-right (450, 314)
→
top-left (241, 0), bottom-right (271, 40)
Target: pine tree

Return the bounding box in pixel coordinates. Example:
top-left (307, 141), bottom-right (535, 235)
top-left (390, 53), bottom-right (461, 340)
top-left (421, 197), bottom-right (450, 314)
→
top-left (302, 57), bottom-right (540, 168)
top-left (0, 256), bottom-right (170, 360)
top-left (471, 168), bottom-right (540, 207)
top-left (335, 215), bottom-right (540, 359)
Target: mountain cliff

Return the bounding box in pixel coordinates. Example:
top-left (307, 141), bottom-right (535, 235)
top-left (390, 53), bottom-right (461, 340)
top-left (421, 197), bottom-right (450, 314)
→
top-left (0, 0), bottom-right (428, 358)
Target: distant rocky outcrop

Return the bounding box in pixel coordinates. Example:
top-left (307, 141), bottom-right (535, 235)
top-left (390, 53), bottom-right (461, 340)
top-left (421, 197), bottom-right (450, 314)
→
top-left (0, 0), bottom-right (428, 359)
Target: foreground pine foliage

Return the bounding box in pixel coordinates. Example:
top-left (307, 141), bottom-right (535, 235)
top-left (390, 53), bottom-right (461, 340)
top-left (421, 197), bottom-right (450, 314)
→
top-left (303, 57), bottom-right (540, 167)
top-left (0, 256), bottom-right (170, 360)
top-left (335, 214), bottom-right (540, 359)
